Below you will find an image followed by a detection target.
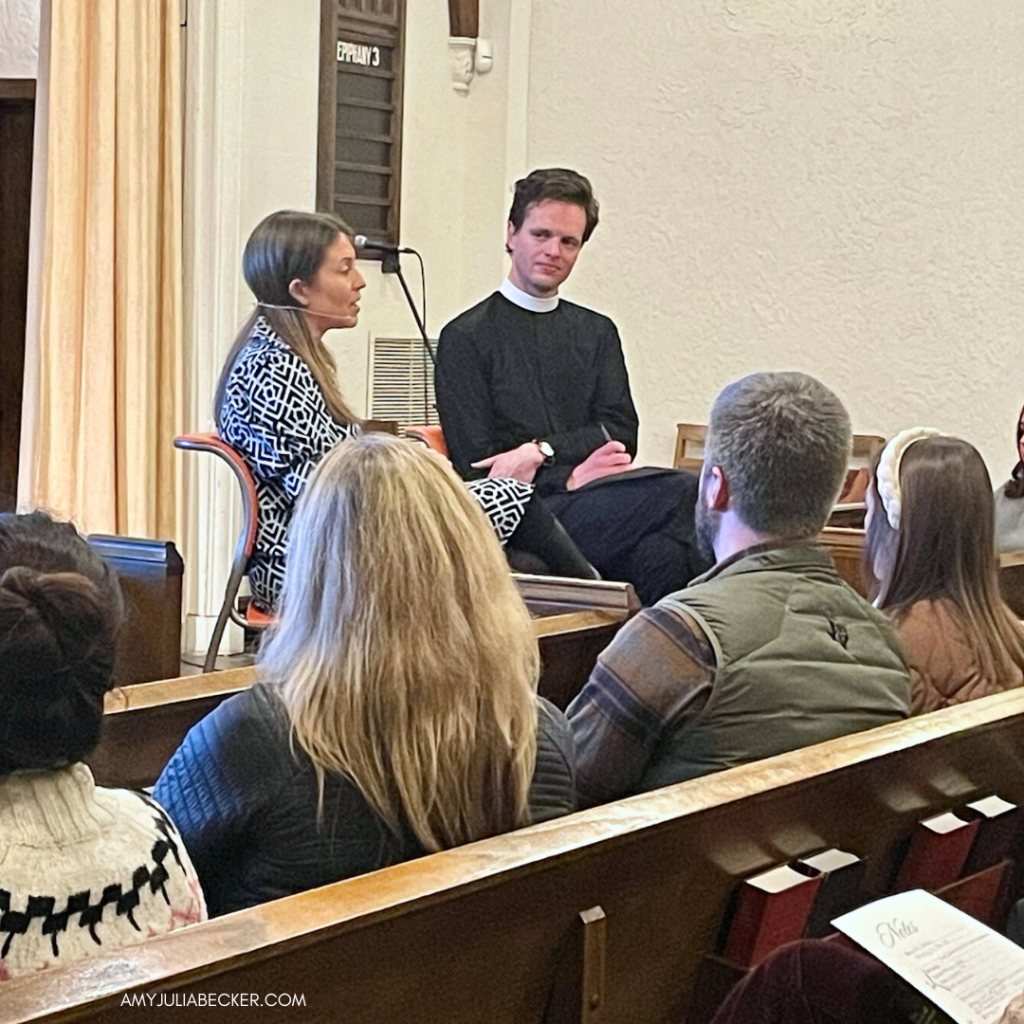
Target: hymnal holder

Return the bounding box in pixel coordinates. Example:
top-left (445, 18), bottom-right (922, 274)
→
top-left (722, 863), bottom-right (822, 968)
top-left (961, 795), bottom-right (1022, 875)
top-left (798, 848), bottom-right (868, 938)
top-left (895, 811), bottom-right (980, 892)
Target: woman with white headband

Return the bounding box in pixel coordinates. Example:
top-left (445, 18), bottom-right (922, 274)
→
top-left (865, 428), bottom-right (1024, 714)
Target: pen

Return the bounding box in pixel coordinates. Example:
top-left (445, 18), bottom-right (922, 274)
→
top-left (600, 423), bottom-right (612, 443)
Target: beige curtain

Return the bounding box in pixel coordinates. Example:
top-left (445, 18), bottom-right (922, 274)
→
top-left (26, 0), bottom-right (183, 540)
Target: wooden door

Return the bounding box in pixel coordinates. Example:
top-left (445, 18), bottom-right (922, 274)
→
top-left (0, 80), bottom-right (34, 511)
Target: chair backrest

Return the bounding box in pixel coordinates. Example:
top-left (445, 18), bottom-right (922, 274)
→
top-left (673, 423), bottom-right (707, 472)
top-left (406, 424), bottom-right (450, 459)
top-left (174, 433), bottom-right (259, 568)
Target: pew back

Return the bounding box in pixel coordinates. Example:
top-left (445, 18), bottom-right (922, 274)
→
top-left (89, 576), bottom-right (638, 789)
top-left (16, 689), bottom-right (1024, 1024)
top-left (673, 424), bottom-right (884, 503)
top-left (820, 527), bottom-right (1024, 616)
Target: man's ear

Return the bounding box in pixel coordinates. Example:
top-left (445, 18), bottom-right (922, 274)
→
top-left (287, 278), bottom-right (310, 308)
top-left (704, 465), bottom-right (730, 512)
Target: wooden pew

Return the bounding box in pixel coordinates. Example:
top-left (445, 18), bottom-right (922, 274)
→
top-left (87, 576), bottom-right (639, 790)
top-left (1002, 548), bottom-right (1024, 619)
top-left (17, 689), bottom-right (1024, 1024)
top-left (820, 525), bottom-right (1024, 615)
top-left (88, 535), bottom-right (184, 686)
top-left (820, 525), bottom-right (868, 595)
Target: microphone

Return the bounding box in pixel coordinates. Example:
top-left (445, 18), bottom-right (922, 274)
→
top-left (354, 234), bottom-right (415, 255)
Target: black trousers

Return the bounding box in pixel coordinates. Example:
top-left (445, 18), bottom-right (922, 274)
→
top-left (544, 468), bottom-right (711, 605)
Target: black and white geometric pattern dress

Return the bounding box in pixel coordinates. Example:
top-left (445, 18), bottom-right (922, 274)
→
top-left (219, 317), bottom-right (532, 609)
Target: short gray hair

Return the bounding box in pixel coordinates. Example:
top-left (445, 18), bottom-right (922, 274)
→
top-left (705, 372), bottom-right (851, 538)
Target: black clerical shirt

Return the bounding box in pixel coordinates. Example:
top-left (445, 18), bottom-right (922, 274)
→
top-left (436, 292), bottom-right (639, 496)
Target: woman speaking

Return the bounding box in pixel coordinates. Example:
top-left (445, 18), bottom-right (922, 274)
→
top-left (215, 209), bottom-right (595, 610)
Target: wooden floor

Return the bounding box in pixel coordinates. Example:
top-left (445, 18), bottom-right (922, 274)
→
top-left (179, 650), bottom-right (255, 675)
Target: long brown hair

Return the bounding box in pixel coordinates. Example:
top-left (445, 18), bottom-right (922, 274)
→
top-left (866, 436), bottom-right (1024, 681)
top-left (259, 433), bottom-right (540, 852)
top-left (214, 210), bottom-right (359, 426)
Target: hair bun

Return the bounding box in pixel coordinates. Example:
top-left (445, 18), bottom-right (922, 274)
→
top-left (0, 566), bottom-right (107, 646)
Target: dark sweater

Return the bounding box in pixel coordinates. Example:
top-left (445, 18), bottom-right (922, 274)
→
top-left (154, 682), bottom-right (577, 916)
top-left (436, 292), bottom-right (639, 495)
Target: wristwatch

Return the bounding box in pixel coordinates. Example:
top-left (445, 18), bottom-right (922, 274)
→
top-left (533, 439), bottom-right (556, 466)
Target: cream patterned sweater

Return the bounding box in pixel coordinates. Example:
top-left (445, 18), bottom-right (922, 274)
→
top-left (0, 764), bottom-right (206, 980)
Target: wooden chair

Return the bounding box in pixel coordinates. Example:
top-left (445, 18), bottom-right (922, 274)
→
top-left (173, 433), bottom-right (273, 672)
top-left (673, 424), bottom-right (885, 502)
top-left (674, 423), bottom-right (708, 473)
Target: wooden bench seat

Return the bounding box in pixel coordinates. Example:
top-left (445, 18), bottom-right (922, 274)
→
top-left (14, 687), bottom-right (1024, 1024)
top-left (87, 576), bottom-right (639, 790)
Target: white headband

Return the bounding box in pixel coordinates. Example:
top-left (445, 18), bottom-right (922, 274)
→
top-left (875, 427), bottom-right (944, 530)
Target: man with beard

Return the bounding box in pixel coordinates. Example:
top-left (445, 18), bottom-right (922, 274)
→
top-left (566, 372), bottom-right (911, 806)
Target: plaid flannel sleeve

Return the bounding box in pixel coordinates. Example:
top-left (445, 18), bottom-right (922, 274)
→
top-left (566, 603), bottom-right (717, 808)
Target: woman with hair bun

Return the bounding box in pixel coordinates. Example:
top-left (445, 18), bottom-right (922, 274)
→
top-left (0, 513), bottom-right (205, 981)
top-left (865, 431), bottom-right (1024, 715)
top-left (155, 434), bottom-right (576, 916)
top-left (215, 208), bottom-right (596, 611)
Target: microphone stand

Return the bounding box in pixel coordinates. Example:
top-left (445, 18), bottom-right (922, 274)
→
top-left (381, 250), bottom-right (435, 366)
top-left (379, 249), bottom-right (436, 425)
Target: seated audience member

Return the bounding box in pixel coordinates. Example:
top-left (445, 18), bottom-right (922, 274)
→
top-left (155, 434), bottom-right (576, 916)
top-left (865, 429), bottom-right (1024, 715)
top-left (0, 513), bottom-right (205, 981)
top-left (566, 372), bottom-right (910, 806)
top-left (995, 403), bottom-right (1024, 553)
top-left (708, 939), bottom-right (1024, 1024)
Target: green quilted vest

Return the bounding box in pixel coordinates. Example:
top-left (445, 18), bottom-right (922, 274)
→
top-left (642, 544), bottom-right (910, 788)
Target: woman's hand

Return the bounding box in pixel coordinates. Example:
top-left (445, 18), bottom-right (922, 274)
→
top-left (566, 441), bottom-right (633, 491)
top-left (472, 442), bottom-right (546, 484)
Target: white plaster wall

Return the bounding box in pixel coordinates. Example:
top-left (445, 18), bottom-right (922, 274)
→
top-left (525, 0), bottom-right (1024, 478)
top-left (0, 0), bottom-right (39, 77)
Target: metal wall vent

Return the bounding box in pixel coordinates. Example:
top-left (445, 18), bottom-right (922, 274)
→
top-left (368, 336), bottom-right (437, 430)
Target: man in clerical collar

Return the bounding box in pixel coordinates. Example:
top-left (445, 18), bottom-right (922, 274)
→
top-left (436, 168), bottom-right (709, 604)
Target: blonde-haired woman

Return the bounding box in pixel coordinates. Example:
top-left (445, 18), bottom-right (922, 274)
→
top-left (155, 434), bottom-right (576, 915)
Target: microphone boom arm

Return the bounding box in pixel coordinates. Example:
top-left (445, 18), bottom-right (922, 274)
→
top-left (382, 250), bottom-right (434, 366)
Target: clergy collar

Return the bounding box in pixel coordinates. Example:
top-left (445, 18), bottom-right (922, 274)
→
top-left (499, 277), bottom-right (560, 313)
